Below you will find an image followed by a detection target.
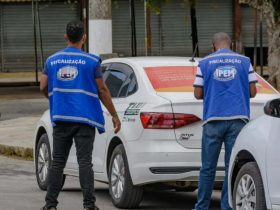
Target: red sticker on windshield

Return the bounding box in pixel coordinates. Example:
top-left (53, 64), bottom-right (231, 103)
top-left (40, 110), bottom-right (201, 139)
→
top-left (144, 66), bottom-right (197, 92)
top-left (256, 75), bottom-right (278, 94)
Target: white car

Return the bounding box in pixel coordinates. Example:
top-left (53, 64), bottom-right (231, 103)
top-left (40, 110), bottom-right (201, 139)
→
top-left (228, 97), bottom-right (280, 210)
top-left (34, 57), bottom-right (278, 209)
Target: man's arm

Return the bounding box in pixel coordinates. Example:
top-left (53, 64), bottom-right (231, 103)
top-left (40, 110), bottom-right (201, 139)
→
top-left (194, 86), bottom-right (204, 99)
top-left (96, 78), bottom-right (121, 134)
top-left (248, 64), bottom-right (258, 98)
top-left (249, 83), bottom-right (257, 98)
top-left (40, 74), bottom-right (49, 99)
top-left (193, 66), bottom-right (204, 99)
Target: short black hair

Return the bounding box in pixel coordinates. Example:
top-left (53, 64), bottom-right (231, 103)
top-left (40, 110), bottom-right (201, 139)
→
top-left (66, 20), bottom-right (84, 43)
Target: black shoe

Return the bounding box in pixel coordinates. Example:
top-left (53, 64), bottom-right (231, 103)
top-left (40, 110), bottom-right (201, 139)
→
top-left (40, 206), bottom-right (57, 210)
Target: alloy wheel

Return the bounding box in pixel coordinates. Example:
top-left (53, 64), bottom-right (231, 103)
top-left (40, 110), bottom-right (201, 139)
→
top-left (37, 142), bottom-right (50, 183)
top-left (110, 154), bottom-right (125, 199)
top-left (235, 174), bottom-right (257, 210)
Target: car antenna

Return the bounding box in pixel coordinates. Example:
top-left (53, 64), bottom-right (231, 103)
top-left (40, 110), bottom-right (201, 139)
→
top-left (189, 43), bottom-right (198, 62)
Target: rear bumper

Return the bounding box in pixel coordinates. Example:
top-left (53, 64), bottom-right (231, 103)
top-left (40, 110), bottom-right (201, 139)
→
top-left (126, 139), bottom-right (225, 185)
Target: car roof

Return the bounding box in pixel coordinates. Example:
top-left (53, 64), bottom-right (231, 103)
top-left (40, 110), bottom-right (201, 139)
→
top-left (103, 56), bottom-right (199, 68)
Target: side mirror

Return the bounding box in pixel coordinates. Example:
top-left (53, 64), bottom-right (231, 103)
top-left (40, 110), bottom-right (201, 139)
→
top-left (264, 98), bottom-right (280, 118)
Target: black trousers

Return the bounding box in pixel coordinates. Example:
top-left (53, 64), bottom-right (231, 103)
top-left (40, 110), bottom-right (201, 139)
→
top-left (45, 121), bottom-right (96, 210)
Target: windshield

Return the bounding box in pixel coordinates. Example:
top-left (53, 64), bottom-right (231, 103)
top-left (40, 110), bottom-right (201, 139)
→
top-left (144, 66), bottom-right (278, 94)
top-left (144, 66), bottom-right (196, 92)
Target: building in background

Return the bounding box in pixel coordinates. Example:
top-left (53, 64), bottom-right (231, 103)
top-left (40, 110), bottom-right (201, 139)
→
top-left (111, 0), bottom-right (267, 62)
top-left (0, 0), bottom-right (268, 73)
top-left (0, 0), bottom-right (84, 73)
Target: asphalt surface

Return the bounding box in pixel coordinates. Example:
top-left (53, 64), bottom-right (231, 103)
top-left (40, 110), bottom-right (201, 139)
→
top-left (0, 86), bottom-right (48, 121)
top-left (0, 156), bottom-right (221, 210)
top-left (0, 86), bottom-right (46, 159)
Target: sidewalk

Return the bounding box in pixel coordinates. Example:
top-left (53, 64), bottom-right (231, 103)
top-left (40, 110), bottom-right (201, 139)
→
top-left (0, 72), bottom-right (41, 86)
top-left (0, 81), bottom-right (46, 160)
top-left (0, 116), bottom-right (39, 160)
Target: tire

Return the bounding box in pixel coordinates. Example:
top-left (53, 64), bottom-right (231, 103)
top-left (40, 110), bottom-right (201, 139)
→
top-left (233, 162), bottom-right (266, 210)
top-left (35, 133), bottom-right (66, 191)
top-left (108, 144), bottom-right (143, 209)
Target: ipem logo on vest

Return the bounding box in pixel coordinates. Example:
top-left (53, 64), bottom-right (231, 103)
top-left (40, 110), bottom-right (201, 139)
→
top-left (57, 66), bottom-right (78, 81)
top-left (214, 66), bottom-right (237, 82)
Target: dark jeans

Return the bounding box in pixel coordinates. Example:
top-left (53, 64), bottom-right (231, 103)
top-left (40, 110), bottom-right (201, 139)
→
top-left (45, 121), bottom-right (96, 210)
top-left (194, 119), bottom-right (246, 210)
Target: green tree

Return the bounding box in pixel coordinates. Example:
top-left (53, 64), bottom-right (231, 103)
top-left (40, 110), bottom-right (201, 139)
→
top-left (240, 0), bottom-right (280, 89)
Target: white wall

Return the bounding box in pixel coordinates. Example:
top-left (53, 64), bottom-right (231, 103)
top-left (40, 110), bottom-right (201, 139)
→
top-left (88, 20), bottom-right (112, 55)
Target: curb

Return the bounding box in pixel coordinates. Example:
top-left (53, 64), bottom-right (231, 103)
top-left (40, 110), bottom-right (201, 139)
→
top-left (0, 82), bottom-right (39, 87)
top-left (0, 144), bottom-right (33, 160)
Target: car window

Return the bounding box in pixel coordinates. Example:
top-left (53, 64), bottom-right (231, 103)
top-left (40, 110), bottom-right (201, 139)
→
top-left (101, 64), bottom-right (110, 73)
top-left (105, 63), bottom-right (137, 98)
top-left (118, 80), bottom-right (130, 97)
top-left (119, 73), bottom-right (136, 97)
top-left (105, 70), bottom-right (127, 98)
top-left (101, 64), bottom-right (111, 81)
top-left (144, 66), bottom-right (196, 92)
top-left (127, 75), bottom-right (137, 96)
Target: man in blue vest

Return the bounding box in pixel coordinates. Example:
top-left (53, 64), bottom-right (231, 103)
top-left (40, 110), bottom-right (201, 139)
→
top-left (40, 20), bottom-right (121, 210)
top-left (193, 32), bottom-right (257, 210)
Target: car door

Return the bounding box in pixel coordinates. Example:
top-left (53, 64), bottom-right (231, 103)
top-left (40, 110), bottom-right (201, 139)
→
top-left (66, 64), bottom-right (112, 172)
top-left (266, 99), bottom-right (280, 206)
top-left (91, 63), bottom-right (112, 172)
top-left (92, 62), bottom-right (137, 172)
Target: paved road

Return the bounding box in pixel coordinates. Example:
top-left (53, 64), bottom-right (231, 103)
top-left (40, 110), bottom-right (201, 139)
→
top-left (0, 156), bottom-right (221, 210)
top-left (0, 86), bottom-right (48, 121)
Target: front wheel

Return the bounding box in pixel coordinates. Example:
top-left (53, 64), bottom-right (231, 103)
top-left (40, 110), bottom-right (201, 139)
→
top-left (35, 133), bottom-right (66, 190)
top-left (109, 144), bottom-right (143, 209)
top-left (233, 162), bottom-right (266, 210)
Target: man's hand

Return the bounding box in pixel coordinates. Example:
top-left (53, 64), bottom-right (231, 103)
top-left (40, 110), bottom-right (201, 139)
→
top-left (112, 115), bottom-right (121, 134)
top-left (250, 83), bottom-right (257, 98)
top-left (194, 86), bottom-right (203, 99)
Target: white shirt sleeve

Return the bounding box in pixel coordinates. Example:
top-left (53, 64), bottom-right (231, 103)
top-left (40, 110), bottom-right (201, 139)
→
top-left (248, 64), bottom-right (258, 83)
top-left (193, 66), bottom-right (204, 87)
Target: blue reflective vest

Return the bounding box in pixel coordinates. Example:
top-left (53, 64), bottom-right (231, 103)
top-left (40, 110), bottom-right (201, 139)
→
top-left (199, 48), bottom-right (251, 122)
top-left (45, 47), bottom-right (105, 133)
